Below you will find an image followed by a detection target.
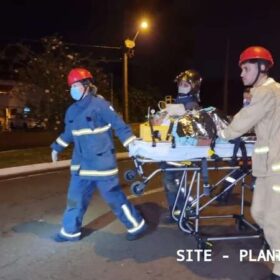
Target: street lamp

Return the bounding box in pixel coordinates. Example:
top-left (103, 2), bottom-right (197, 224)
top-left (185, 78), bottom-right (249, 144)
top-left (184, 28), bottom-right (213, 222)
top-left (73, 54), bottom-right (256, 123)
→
top-left (123, 20), bottom-right (149, 122)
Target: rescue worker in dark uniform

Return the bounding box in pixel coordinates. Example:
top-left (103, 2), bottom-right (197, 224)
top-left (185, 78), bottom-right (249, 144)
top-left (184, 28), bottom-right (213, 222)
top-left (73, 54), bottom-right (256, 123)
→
top-left (219, 46), bottom-right (280, 280)
top-left (51, 68), bottom-right (147, 242)
top-left (174, 69), bottom-right (202, 110)
top-left (162, 69), bottom-right (202, 223)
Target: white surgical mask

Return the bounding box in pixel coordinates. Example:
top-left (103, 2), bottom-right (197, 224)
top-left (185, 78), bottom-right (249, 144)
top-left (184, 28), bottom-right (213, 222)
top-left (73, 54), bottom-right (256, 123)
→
top-left (178, 86), bottom-right (191, 94)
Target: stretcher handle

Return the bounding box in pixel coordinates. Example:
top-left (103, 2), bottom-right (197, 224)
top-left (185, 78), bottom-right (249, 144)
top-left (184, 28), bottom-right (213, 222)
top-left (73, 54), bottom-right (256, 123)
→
top-left (147, 107), bottom-right (156, 147)
top-left (201, 157), bottom-right (211, 195)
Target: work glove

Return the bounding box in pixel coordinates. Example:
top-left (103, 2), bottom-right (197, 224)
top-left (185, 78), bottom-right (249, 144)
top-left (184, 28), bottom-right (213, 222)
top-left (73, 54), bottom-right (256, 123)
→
top-left (217, 129), bottom-right (226, 139)
top-left (51, 150), bottom-right (58, 162)
top-left (128, 139), bottom-right (137, 153)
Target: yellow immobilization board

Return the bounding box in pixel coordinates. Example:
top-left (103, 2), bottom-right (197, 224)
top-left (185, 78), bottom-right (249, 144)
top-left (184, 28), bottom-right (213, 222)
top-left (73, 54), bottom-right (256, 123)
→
top-left (139, 122), bottom-right (170, 142)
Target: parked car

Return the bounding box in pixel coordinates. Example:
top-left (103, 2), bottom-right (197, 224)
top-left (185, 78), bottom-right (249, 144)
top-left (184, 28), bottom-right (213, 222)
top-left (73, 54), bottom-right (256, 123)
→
top-left (8, 114), bottom-right (47, 130)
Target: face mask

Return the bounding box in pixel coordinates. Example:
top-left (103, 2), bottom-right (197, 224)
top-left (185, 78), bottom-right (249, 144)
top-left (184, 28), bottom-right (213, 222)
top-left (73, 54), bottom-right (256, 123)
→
top-left (178, 86), bottom-right (191, 94)
top-left (70, 86), bottom-right (84, 101)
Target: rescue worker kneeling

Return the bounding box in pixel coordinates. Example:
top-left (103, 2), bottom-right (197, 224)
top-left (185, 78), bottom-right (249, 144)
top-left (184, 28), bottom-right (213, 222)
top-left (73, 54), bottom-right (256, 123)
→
top-left (51, 68), bottom-right (147, 242)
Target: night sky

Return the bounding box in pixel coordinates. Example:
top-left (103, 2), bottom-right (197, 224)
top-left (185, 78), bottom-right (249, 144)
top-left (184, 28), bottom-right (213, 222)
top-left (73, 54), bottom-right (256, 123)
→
top-left (1, 0), bottom-right (280, 113)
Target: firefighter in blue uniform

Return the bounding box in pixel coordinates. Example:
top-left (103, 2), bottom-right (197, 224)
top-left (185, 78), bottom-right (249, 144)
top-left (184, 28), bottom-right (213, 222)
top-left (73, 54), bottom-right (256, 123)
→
top-left (51, 68), bottom-right (147, 242)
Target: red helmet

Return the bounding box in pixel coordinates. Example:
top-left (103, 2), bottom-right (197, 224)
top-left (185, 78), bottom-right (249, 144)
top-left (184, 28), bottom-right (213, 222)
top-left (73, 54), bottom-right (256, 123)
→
top-left (67, 68), bottom-right (93, 86)
top-left (239, 46), bottom-right (274, 67)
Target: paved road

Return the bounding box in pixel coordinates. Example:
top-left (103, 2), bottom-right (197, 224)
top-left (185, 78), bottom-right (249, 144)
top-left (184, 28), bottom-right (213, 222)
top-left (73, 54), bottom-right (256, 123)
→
top-left (0, 160), bottom-right (272, 280)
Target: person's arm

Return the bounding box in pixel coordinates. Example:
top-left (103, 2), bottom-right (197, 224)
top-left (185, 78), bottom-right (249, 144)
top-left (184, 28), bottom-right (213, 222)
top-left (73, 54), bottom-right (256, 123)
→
top-left (220, 87), bottom-right (274, 140)
top-left (98, 100), bottom-right (136, 148)
top-left (50, 109), bottom-right (74, 160)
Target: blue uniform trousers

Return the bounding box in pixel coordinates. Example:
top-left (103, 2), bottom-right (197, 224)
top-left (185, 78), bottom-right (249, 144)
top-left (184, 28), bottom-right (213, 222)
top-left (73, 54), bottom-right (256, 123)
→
top-left (61, 174), bottom-right (145, 235)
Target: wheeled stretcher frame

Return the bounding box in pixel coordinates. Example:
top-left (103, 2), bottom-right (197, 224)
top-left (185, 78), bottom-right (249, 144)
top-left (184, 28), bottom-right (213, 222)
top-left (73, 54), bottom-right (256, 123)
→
top-left (127, 156), bottom-right (262, 249)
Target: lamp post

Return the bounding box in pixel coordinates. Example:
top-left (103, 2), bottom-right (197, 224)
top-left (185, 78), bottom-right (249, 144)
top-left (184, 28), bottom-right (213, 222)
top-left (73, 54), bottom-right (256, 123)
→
top-left (123, 20), bottom-right (149, 122)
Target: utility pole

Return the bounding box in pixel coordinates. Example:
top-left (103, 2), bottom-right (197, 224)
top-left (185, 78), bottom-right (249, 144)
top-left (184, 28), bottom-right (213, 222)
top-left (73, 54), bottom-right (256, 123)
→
top-left (223, 37), bottom-right (230, 114)
top-left (122, 20), bottom-right (149, 123)
top-left (123, 51), bottom-right (129, 122)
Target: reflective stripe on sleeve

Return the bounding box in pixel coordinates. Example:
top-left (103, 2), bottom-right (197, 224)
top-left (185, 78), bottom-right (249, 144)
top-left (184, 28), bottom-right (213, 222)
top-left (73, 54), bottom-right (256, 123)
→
top-left (56, 137), bottom-right (69, 147)
top-left (70, 165), bottom-right (80, 171)
top-left (79, 168), bottom-right (118, 177)
top-left (272, 163), bottom-right (280, 172)
top-left (254, 146), bottom-right (269, 154)
top-left (72, 124), bottom-right (111, 136)
top-left (272, 185), bottom-right (280, 193)
top-left (123, 135), bottom-right (137, 147)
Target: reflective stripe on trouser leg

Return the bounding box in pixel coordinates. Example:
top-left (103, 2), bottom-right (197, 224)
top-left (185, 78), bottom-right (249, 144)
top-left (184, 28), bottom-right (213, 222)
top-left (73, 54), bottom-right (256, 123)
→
top-left (59, 227), bottom-right (81, 238)
top-left (97, 179), bottom-right (144, 231)
top-left (62, 174), bottom-right (95, 234)
top-left (121, 204), bottom-right (145, 233)
top-left (262, 176), bottom-right (280, 276)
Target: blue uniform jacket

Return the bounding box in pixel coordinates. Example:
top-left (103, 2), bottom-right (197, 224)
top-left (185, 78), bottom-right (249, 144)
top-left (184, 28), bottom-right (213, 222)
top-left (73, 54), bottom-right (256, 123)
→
top-left (51, 94), bottom-right (136, 180)
top-left (175, 94), bottom-right (199, 110)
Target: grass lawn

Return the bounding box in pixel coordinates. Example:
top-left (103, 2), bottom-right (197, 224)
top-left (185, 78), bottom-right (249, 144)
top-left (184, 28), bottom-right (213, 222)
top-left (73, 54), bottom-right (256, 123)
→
top-left (0, 139), bottom-right (127, 169)
top-left (0, 124), bottom-right (139, 169)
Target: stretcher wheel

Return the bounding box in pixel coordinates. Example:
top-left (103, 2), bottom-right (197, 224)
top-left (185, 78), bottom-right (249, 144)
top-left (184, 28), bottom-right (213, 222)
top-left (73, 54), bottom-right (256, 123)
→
top-left (130, 181), bottom-right (146, 196)
top-left (124, 169), bottom-right (137, 181)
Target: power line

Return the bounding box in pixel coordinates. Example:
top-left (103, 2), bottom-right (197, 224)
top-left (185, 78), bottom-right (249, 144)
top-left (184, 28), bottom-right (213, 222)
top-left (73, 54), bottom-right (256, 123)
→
top-left (21, 39), bottom-right (121, 50)
top-left (66, 42), bottom-right (121, 50)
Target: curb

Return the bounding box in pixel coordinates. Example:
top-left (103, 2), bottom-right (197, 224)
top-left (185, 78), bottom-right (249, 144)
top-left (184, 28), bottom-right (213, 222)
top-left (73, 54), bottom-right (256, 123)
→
top-left (0, 152), bottom-right (130, 178)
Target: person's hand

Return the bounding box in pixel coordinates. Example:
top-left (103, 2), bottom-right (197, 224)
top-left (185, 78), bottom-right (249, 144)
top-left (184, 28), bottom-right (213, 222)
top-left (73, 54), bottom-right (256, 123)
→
top-left (217, 130), bottom-right (225, 139)
top-left (128, 140), bottom-right (137, 152)
top-left (51, 150), bottom-right (58, 162)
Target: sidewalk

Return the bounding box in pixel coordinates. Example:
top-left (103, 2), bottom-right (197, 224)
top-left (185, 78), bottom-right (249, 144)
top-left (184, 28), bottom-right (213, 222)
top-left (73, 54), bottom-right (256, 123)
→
top-left (0, 152), bottom-right (129, 179)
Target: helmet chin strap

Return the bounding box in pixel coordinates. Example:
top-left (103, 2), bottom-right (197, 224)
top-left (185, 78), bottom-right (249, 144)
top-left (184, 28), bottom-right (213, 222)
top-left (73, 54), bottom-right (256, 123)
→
top-left (79, 85), bottom-right (89, 100)
top-left (250, 63), bottom-right (261, 87)
top-left (250, 62), bottom-right (268, 87)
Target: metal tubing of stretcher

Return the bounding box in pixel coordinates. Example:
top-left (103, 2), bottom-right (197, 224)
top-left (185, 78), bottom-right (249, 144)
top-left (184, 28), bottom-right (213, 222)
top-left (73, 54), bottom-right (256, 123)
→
top-left (194, 215), bottom-right (260, 230)
top-left (178, 171), bottom-right (197, 233)
top-left (172, 162), bottom-right (260, 245)
top-left (134, 156), bottom-right (245, 164)
top-left (164, 166), bottom-right (240, 172)
top-left (172, 170), bottom-right (188, 221)
top-left (212, 168), bottom-right (240, 188)
top-left (196, 215), bottom-right (235, 219)
top-left (241, 219), bottom-right (260, 232)
top-left (184, 170), bottom-right (261, 243)
top-left (133, 158), bottom-right (144, 177)
top-left (195, 172), bottom-right (200, 234)
top-left (141, 168), bottom-right (162, 184)
top-left (207, 235), bottom-right (261, 242)
top-left (133, 156), bottom-right (260, 242)
top-left (176, 171), bottom-right (196, 222)
top-left (240, 179), bottom-right (245, 215)
top-left (187, 170), bottom-right (241, 212)
top-left (177, 169), bottom-right (246, 233)
top-left (198, 171), bottom-right (250, 212)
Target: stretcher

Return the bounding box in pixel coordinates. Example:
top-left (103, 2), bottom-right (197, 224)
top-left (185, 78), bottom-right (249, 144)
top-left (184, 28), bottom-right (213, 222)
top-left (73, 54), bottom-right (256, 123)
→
top-left (126, 139), bottom-right (263, 249)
